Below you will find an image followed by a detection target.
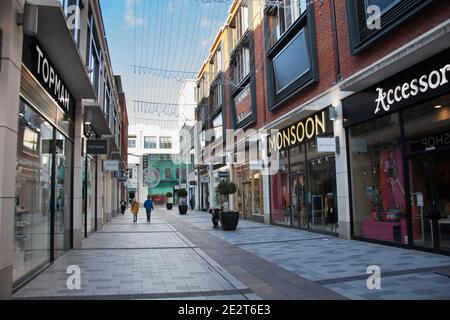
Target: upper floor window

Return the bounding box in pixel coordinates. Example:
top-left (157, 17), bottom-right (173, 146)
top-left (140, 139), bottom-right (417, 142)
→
top-left (144, 136), bottom-right (157, 149)
top-left (212, 114), bottom-right (223, 140)
top-left (128, 168), bottom-right (133, 179)
top-left (86, 12), bottom-right (101, 96)
top-left (265, 1), bottom-right (318, 110)
top-left (213, 84), bottom-right (224, 111)
top-left (269, 0), bottom-right (307, 46)
top-left (128, 138), bottom-right (136, 149)
top-left (233, 45), bottom-right (251, 84)
top-left (346, 0), bottom-right (431, 54)
top-left (160, 137), bottom-right (172, 149)
top-left (212, 47), bottom-right (223, 79)
top-left (231, 2), bottom-right (249, 49)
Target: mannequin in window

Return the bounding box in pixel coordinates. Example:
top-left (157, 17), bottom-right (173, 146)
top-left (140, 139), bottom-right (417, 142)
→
top-left (382, 150), bottom-right (405, 209)
top-left (327, 194), bottom-right (338, 233)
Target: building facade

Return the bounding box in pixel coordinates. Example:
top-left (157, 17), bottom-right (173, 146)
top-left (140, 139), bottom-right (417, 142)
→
top-left (0, 0), bottom-right (127, 298)
top-left (195, 0), bottom-right (450, 254)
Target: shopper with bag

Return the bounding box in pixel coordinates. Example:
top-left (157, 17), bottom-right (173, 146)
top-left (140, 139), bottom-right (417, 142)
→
top-left (131, 199), bottom-right (139, 223)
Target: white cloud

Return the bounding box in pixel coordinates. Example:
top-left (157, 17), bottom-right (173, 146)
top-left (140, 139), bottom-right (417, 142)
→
top-left (124, 0), bottom-right (144, 28)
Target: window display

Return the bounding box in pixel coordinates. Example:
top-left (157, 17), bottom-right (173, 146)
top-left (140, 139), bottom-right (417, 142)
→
top-left (271, 150), bottom-right (290, 226)
top-left (349, 113), bottom-right (408, 244)
top-left (14, 101), bottom-right (53, 283)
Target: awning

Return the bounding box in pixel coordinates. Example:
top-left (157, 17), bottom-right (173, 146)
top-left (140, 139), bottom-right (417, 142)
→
top-left (24, 0), bottom-right (96, 100)
top-left (84, 100), bottom-right (111, 135)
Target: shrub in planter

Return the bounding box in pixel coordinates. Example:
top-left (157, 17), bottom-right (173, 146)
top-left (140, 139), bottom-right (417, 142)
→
top-left (178, 188), bottom-right (188, 215)
top-left (166, 192), bottom-right (173, 210)
top-left (217, 180), bottom-right (239, 231)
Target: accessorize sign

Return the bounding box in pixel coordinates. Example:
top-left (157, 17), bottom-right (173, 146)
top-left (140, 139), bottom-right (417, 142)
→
top-left (22, 37), bottom-right (74, 113)
top-left (343, 49), bottom-right (450, 127)
top-left (269, 111), bottom-right (328, 151)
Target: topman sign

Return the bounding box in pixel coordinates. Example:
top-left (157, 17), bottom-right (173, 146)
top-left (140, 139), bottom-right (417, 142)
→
top-left (35, 44), bottom-right (71, 111)
top-left (22, 36), bottom-right (74, 114)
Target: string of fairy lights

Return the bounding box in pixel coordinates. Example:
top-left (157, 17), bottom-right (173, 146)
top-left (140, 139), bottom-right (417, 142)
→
top-left (123, 0), bottom-right (326, 124)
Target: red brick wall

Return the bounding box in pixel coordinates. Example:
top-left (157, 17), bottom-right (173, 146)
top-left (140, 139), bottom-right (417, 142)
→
top-left (249, 0), bottom-right (450, 128)
top-left (336, 0), bottom-right (450, 78)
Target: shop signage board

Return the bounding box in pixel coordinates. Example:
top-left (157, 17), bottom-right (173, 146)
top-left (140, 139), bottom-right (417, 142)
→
top-left (343, 49), bottom-right (450, 127)
top-left (250, 160), bottom-right (263, 170)
top-left (317, 137), bottom-right (336, 153)
top-left (218, 171), bottom-right (229, 178)
top-left (87, 139), bottom-right (108, 154)
top-left (103, 160), bottom-right (119, 171)
top-left (22, 37), bottom-right (74, 113)
top-left (268, 110), bottom-right (329, 151)
top-left (200, 176), bottom-right (209, 183)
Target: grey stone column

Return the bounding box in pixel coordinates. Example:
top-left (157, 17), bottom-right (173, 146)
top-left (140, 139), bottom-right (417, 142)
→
top-left (334, 102), bottom-right (352, 240)
top-left (0, 0), bottom-right (25, 299)
top-left (96, 159), bottom-right (104, 229)
top-left (72, 102), bottom-right (84, 249)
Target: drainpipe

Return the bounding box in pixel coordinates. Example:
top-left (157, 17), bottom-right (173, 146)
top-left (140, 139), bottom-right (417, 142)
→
top-left (330, 0), bottom-right (343, 83)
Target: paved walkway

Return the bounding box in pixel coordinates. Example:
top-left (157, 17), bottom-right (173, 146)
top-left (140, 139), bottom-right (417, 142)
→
top-left (13, 207), bottom-right (450, 300)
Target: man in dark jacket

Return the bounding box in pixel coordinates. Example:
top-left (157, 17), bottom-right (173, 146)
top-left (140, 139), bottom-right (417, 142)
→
top-left (143, 195), bottom-right (154, 223)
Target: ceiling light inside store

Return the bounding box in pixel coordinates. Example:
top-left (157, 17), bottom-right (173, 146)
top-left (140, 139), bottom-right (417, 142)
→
top-left (434, 105), bottom-right (443, 109)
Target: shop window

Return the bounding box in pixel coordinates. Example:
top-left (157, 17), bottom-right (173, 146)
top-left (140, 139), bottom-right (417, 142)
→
top-left (144, 136), bottom-right (157, 149)
top-left (270, 150), bottom-right (290, 226)
top-left (160, 137), bottom-right (172, 149)
top-left (349, 113), bottom-right (408, 244)
top-left (346, 0), bottom-right (432, 54)
top-left (305, 140), bottom-right (337, 233)
top-left (14, 101), bottom-right (53, 283)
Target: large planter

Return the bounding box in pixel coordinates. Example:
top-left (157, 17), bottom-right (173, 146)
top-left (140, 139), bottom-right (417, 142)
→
top-left (166, 203), bottom-right (173, 210)
top-left (220, 211), bottom-right (239, 231)
top-left (178, 204), bottom-right (188, 215)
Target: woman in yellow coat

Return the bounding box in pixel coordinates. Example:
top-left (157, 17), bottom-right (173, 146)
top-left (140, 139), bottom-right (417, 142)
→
top-left (131, 199), bottom-right (139, 223)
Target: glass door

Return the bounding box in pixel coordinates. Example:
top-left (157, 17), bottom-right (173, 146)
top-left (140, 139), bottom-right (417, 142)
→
top-left (409, 152), bottom-right (450, 252)
top-left (290, 175), bottom-right (305, 228)
top-left (432, 152), bottom-right (450, 252)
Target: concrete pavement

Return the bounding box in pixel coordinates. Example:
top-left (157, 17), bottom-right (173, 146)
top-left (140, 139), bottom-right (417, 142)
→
top-left (13, 207), bottom-right (450, 300)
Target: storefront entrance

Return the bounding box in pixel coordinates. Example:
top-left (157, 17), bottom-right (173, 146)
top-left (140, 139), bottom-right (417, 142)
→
top-left (408, 152), bottom-right (450, 253)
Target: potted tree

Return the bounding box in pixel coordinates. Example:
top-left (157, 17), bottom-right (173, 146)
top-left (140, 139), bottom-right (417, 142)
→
top-left (166, 192), bottom-right (173, 210)
top-left (178, 188), bottom-right (188, 215)
top-left (217, 180), bottom-right (239, 231)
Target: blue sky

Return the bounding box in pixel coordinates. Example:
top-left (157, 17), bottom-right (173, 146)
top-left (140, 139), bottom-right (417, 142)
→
top-left (100, 0), bottom-right (232, 117)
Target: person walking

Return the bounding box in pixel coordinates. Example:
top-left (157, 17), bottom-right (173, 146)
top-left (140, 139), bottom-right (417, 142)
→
top-left (120, 199), bottom-right (127, 215)
top-left (143, 195), bottom-right (154, 223)
top-left (131, 199), bottom-right (139, 223)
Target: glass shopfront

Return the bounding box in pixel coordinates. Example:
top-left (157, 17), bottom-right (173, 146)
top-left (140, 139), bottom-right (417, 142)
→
top-left (269, 110), bottom-right (337, 234)
top-left (234, 165), bottom-right (264, 222)
top-left (14, 100), bottom-right (74, 284)
top-left (344, 49), bottom-right (450, 253)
